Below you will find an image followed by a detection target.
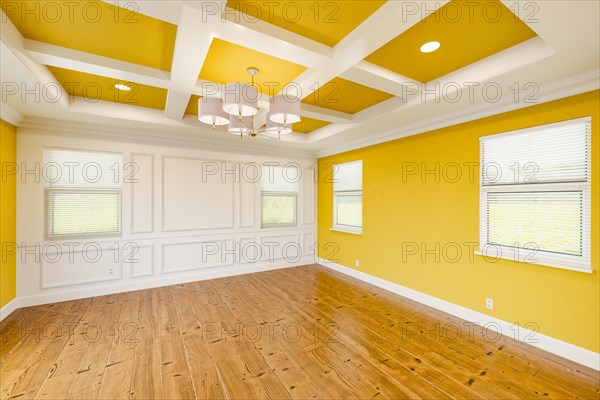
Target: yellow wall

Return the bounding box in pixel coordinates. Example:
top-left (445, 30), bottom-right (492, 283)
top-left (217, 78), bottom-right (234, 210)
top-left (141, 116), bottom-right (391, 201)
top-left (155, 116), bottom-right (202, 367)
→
top-left (318, 90), bottom-right (600, 352)
top-left (0, 119), bottom-right (17, 308)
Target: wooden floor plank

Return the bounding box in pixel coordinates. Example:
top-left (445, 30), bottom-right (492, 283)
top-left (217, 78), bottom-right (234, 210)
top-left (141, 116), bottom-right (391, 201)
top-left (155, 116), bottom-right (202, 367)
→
top-left (280, 267), bottom-right (575, 399)
top-left (0, 265), bottom-right (597, 400)
top-left (1, 299), bottom-right (92, 399)
top-left (61, 294), bottom-right (124, 400)
top-left (129, 288), bottom-right (163, 400)
top-left (96, 291), bottom-right (141, 399)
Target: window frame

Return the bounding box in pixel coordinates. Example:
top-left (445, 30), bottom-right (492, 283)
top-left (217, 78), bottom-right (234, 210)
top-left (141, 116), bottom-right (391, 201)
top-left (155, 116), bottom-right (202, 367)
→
top-left (476, 117), bottom-right (592, 273)
top-left (43, 147), bottom-right (123, 241)
top-left (260, 191), bottom-right (298, 228)
top-left (332, 160), bottom-right (363, 235)
top-left (45, 188), bottom-right (123, 241)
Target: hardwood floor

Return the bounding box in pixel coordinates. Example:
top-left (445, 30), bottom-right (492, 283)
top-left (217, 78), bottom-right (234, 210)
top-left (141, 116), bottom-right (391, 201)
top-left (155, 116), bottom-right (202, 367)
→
top-left (1, 264), bottom-right (599, 399)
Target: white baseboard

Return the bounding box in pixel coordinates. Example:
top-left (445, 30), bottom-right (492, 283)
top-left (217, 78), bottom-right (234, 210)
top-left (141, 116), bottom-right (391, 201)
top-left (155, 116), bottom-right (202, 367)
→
top-left (16, 257), bottom-right (314, 309)
top-left (0, 297), bottom-right (22, 322)
top-left (318, 258), bottom-right (600, 371)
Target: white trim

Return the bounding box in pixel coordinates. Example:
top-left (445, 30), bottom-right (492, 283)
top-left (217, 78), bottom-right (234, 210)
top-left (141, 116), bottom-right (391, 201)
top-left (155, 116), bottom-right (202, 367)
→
top-left (479, 116), bottom-right (592, 141)
top-left (473, 250), bottom-right (592, 274)
top-left (17, 118), bottom-right (317, 160)
top-left (316, 69), bottom-right (600, 158)
top-left (318, 258), bottom-right (600, 371)
top-left (330, 226), bottom-right (363, 235)
top-left (0, 103), bottom-right (24, 126)
top-left (0, 297), bottom-right (21, 321)
top-left (17, 257), bottom-right (314, 309)
top-left (478, 117), bottom-right (592, 273)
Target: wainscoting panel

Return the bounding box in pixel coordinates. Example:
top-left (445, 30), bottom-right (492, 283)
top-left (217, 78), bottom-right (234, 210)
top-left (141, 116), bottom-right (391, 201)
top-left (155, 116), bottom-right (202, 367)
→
top-left (239, 163), bottom-right (257, 228)
top-left (129, 244), bottom-right (154, 278)
top-left (162, 157), bottom-right (235, 232)
top-left (303, 166), bottom-right (316, 225)
top-left (40, 243), bottom-right (123, 289)
top-left (302, 232), bottom-right (316, 256)
top-left (162, 239), bottom-right (235, 274)
top-left (130, 153), bottom-right (154, 234)
top-left (260, 234), bottom-right (302, 262)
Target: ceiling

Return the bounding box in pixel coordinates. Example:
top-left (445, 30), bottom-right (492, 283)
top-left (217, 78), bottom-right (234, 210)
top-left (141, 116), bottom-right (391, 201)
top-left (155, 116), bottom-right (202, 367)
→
top-left (0, 0), bottom-right (598, 155)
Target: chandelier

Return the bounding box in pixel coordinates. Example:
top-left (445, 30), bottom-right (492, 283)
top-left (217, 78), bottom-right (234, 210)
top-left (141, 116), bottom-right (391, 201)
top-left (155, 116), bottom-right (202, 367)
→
top-left (197, 67), bottom-right (301, 139)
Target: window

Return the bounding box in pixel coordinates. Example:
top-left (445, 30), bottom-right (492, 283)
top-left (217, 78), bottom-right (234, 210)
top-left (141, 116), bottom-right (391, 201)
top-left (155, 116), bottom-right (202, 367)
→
top-left (478, 117), bottom-right (591, 272)
top-left (333, 160), bottom-right (362, 234)
top-left (44, 149), bottom-right (122, 239)
top-left (261, 165), bottom-right (298, 227)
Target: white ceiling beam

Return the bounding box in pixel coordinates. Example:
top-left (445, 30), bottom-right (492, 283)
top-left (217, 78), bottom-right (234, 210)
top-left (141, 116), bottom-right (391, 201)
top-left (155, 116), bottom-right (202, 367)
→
top-left (21, 38), bottom-right (349, 122)
top-left (340, 61), bottom-right (422, 98)
top-left (25, 39), bottom-right (170, 87)
top-left (219, 6), bottom-right (332, 68)
top-left (165, 2), bottom-right (226, 119)
top-left (431, 36), bottom-right (557, 99)
top-left (300, 104), bottom-right (352, 124)
top-left (105, 0), bottom-right (429, 102)
top-left (305, 36), bottom-right (559, 144)
top-left (0, 11), bottom-right (69, 108)
top-left (290, 1), bottom-right (448, 100)
top-left (164, 91), bottom-right (192, 120)
top-left (101, 0), bottom-right (182, 25)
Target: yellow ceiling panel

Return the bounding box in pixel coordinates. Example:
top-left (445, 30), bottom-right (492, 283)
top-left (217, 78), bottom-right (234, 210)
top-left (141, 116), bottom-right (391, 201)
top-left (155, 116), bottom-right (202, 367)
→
top-left (186, 95), bottom-right (202, 116)
top-left (302, 77), bottom-right (394, 114)
top-left (49, 66), bottom-right (168, 110)
top-left (1, 0), bottom-right (176, 71)
top-left (293, 117), bottom-right (330, 134)
top-left (365, 0), bottom-right (537, 83)
top-left (226, 0), bottom-right (386, 47)
top-left (199, 39), bottom-right (306, 95)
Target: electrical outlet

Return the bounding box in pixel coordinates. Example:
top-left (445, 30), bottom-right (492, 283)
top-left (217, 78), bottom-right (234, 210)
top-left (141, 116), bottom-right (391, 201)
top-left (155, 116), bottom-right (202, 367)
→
top-left (355, 259), bottom-right (360, 267)
top-left (486, 298), bottom-right (494, 310)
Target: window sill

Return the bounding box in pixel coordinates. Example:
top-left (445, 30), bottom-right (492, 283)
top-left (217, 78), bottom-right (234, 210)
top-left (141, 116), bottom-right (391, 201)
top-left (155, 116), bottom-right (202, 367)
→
top-left (330, 226), bottom-right (363, 235)
top-left (473, 250), bottom-right (592, 274)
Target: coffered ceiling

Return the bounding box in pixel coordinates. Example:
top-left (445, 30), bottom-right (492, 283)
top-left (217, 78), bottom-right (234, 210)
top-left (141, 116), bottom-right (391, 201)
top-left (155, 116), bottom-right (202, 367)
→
top-left (0, 0), bottom-right (598, 155)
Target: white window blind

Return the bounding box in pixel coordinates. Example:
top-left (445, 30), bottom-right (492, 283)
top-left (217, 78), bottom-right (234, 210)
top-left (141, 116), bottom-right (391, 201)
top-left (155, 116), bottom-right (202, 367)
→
top-left (44, 149), bottom-right (123, 239)
top-left (261, 165), bottom-right (298, 227)
top-left (333, 160), bottom-right (363, 233)
top-left (479, 117), bottom-right (591, 272)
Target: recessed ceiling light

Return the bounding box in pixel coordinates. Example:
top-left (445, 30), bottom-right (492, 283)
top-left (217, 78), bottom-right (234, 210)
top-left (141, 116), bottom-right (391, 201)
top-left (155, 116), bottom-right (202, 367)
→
top-left (114, 83), bottom-right (131, 91)
top-left (420, 41), bottom-right (440, 53)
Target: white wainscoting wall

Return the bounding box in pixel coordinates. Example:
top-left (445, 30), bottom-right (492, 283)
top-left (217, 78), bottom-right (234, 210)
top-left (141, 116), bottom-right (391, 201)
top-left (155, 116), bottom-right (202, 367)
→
top-left (16, 127), bottom-right (317, 307)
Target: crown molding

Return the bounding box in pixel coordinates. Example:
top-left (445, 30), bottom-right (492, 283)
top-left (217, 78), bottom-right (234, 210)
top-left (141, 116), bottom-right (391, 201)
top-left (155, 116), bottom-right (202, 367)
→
top-left (316, 69), bottom-right (600, 158)
top-left (0, 103), bottom-right (24, 126)
top-left (18, 118), bottom-right (318, 160)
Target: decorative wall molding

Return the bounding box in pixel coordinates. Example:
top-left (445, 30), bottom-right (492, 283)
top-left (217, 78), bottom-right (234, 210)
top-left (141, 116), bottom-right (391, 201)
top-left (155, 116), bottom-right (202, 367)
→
top-left (16, 118), bottom-right (317, 159)
top-left (40, 244), bottom-right (124, 289)
top-left (16, 258), bottom-right (313, 310)
top-left (129, 244), bottom-right (154, 278)
top-left (0, 103), bottom-right (23, 126)
top-left (161, 156), bottom-right (235, 232)
top-left (13, 70), bottom-right (599, 160)
top-left (130, 153), bottom-right (155, 234)
top-left (318, 258), bottom-right (600, 371)
top-left (260, 233), bottom-right (301, 262)
top-left (302, 232), bottom-right (316, 255)
top-left (161, 239), bottom-right (236, 274)
top-left (239, 164), bottom-right (257, 229)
